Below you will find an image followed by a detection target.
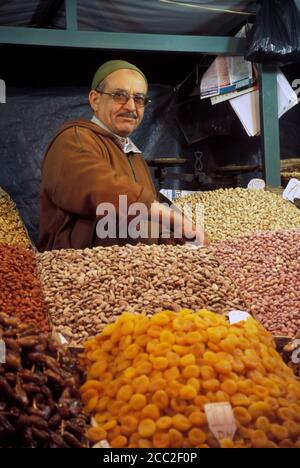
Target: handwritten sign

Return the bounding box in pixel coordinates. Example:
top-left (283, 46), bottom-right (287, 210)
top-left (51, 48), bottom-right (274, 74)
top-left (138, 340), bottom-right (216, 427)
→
top-left (204, 402), bottom-right (237, 442)
top-left (283, 178), bottom-right (300, 202)
top-left (93, 440), bottom-right (110, 448)
top-left (247, 178), bottom-right (266, 190)
top-left (0, 339), bottom-right (5, 363)
top-left (228, 310), bottom-right (251, 325)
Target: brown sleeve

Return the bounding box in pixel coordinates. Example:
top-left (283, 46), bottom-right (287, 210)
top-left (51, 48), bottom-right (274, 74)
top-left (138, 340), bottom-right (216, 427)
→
top-left (44, 127), bottom-right (156, 219)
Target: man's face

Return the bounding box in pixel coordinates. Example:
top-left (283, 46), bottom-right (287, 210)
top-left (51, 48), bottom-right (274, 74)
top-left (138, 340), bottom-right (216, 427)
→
top-left (89, 69), bottom-right (148, 137)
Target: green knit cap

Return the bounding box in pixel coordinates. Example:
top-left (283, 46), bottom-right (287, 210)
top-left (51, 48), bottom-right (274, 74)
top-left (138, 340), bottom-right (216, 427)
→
top-left (91, 60), bottom-right (148, 90)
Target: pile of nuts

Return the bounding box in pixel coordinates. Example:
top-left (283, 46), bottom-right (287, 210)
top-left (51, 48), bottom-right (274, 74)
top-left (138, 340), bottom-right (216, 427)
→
top-left (281, 172), bottom-right (300, 181)
top-left (0, 313), bottom-right (88, 448)
top-left (37, 245), bottom-right (246, 345)
top-left (0, 244), bottom-right (49, 331)
top-left (81, 309), bottom-right (300, 448)
top-left (175, 188), bottom-right (300, 242)
top-left (213, 230), bottom-right (300, 337)
top-left (0, 187), bottom-right (31, 249)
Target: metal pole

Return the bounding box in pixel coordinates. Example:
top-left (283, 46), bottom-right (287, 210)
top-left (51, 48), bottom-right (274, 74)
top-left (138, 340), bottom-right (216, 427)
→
top-left (258, 64), bottom-right (281, 187)
top-left (0, 27), bottom-right (246, 54)
top-left (65, 0), bottom-right (77, 31)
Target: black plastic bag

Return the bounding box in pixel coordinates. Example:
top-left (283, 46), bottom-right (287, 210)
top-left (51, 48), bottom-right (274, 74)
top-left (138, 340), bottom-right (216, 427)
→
top-left (245, 0), bottom-right (300, 66)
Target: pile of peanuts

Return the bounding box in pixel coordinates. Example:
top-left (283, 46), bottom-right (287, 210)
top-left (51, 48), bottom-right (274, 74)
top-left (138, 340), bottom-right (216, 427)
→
top-left (0, 187), bottom-right (31, 249)
top-left (81, 309), bottom-right (300, 448)
top-left (0, 244), bottom-right (49, 331)
top-left (36, 245), bottom-right (246, 345)
top-left (0, 313), bottom-right (88, 448)
top-left (175, 188), bottom-right (300, 242)
top-left (213, 230), bottom-right (300, 337)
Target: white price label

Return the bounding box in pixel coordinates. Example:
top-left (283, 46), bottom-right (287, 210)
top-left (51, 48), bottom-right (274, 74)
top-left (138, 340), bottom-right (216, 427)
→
top-left (247, 178), bottom-right (266, 190)
top-left (228, 310), bottom-right (251, 325)
top-left (93, 440), bottom-right (110, 448)
top-left (185, 242), bottom-right (202, 250)
top-left (292, 339), bottom-right (300, 364)
top-left (52, 330), bottom-right (68, 346)
top-left (204, 402), bottom-right (237, 442)
top-left (160, 189), bottom-right (200, 201)
top-left (283, 178), bottom-right (300, 202)
top-left (0, 339), bottom-right (5, 363)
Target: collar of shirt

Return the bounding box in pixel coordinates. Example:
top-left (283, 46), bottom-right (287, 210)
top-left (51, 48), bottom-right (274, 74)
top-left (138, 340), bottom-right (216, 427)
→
top-left (91, 115), bottom-right (141, 154)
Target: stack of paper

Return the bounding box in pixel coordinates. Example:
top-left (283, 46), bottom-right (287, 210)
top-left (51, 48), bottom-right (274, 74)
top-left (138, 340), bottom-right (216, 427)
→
top-left (229, 71), bottom-right (298, 137)
top-left (200, 56), bottom-right (255, 99)
top-left (211, 85), bottom-right (257, 105)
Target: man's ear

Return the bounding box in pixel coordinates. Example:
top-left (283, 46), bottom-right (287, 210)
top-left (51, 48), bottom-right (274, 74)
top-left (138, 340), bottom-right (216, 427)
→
top-left (89, 90), bottom-right (100, 111)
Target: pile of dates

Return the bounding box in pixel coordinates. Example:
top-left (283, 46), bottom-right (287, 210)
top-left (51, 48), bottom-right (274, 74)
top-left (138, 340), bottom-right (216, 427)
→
top-left (0, 313), bottom-right (88, 448)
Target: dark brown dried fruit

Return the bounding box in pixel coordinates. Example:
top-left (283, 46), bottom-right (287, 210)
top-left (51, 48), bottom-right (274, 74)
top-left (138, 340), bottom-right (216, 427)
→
top-left (0, 313), bottom-right (88, 448)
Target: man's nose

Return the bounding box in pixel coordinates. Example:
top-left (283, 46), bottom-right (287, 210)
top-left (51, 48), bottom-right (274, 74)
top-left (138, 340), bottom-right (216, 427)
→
top-left (124, 96), bottom-right (137, 111)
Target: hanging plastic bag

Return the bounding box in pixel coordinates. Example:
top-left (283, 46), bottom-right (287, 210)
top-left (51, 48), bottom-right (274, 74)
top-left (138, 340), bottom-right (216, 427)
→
top-left (245, 0), bottom-right (300, 66)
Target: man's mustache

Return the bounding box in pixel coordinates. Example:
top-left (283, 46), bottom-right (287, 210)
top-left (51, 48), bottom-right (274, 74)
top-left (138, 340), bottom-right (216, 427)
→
top-left (118, 112), bottom-right (138, 119)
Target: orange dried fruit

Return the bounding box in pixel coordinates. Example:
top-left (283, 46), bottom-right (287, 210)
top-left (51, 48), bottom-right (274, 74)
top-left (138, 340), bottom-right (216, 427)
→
top-left (138, 419), bottom-right (156, 438)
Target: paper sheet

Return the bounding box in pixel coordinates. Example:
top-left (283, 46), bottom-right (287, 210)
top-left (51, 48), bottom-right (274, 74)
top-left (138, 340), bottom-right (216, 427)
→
top-left (229, 70), bottom-right (298, 137)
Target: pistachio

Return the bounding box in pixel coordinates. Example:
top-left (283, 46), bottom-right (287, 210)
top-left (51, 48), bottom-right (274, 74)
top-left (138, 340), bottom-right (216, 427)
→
top-left (37, 245), bottom-right (246, 345)
top-left (175, 188), bottom-right (300, 242)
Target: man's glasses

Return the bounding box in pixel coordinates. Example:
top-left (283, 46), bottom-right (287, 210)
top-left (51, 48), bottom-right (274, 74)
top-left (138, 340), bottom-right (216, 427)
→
top-left (97, 90), bottom-right (151, 108)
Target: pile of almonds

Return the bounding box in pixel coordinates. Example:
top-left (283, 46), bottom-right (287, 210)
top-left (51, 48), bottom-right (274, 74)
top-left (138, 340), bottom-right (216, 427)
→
top-left (0, 187), bottom-right (31, 249)
top-left (0, 244), bottom-right (49, 331)
top-left (36, 245), bottom-right (246, 345)
top-left (175, 188), bottom-right (300, 242)
top-left (213, 230), bottom-right (300, 337)
top-left (0, 313), bottom-right (88, 448)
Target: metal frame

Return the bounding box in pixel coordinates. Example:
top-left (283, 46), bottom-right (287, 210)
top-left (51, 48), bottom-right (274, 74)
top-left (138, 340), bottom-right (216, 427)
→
top-left (0, 27), bottom-right (246, 55)
top-left (0, 0), bottom-right (281, 186)
top-left (259, 64), bottom-right (281, 187)
top-left (65, 0), bottom-right (77, 31)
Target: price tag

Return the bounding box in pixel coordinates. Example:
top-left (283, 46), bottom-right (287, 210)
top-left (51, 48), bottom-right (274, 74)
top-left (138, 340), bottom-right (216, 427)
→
top-left (185, 240), bottom-right (206, 250)
top-left (292, 339), bottom-right (300, 364)
top-left (247, 178), bottom-right (266, 190)
top-left (160, 189), bottom-right (200, 201)
top-left (93, 440), bottom-right (110, 449)
top-left (0, 339), bottom-right (6, 363)
top-left (283, 178), bottom-right (300, 202)
top-left (51, 330), bottom-right (68, 346)
top-left (228, 310), bottom-right (251, 324)
top-left (204, 402), bottom-right (237, 442)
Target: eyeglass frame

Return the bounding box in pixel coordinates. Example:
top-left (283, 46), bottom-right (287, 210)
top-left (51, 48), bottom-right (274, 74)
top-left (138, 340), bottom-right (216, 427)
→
top-left (96, 88), bottom-right (151, 108)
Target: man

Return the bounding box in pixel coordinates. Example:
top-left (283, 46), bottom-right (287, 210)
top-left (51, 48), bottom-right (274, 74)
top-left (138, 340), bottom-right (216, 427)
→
top-left (39, 60), bottom-right (207, 251)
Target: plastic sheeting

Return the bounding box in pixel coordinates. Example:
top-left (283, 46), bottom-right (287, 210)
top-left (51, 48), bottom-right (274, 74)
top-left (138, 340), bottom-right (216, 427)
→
top-left (245, 0), bottom-right (300, 65)
top-left (0, 0), bottom-right (257, 35)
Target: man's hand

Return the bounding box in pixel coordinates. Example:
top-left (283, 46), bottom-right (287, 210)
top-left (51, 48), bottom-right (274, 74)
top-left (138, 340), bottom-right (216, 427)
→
top-left (181, 217), bottom-right (209, 247)
top-left (151, 202), bottom-right (209, 247)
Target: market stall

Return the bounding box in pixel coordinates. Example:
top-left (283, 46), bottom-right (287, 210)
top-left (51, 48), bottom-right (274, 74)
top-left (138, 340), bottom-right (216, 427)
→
top-left (1, 185), bottom-right (300, 448)
top-left (1, 0), bottom-right (300, 451)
